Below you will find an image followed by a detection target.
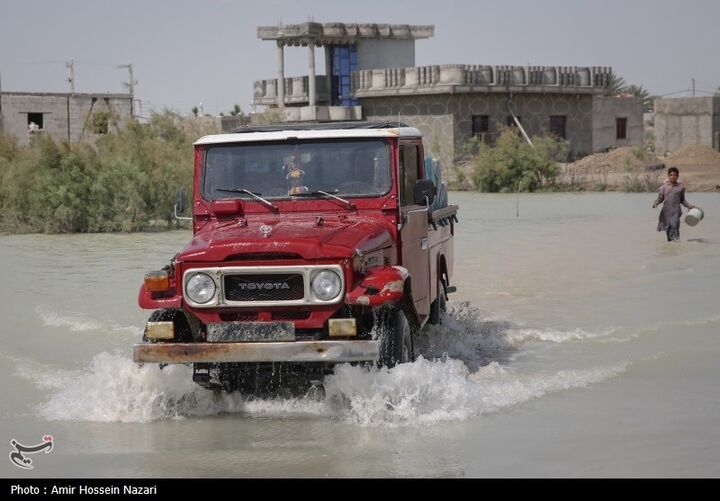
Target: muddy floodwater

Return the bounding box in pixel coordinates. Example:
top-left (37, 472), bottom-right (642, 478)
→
top-left (1, 192), bottom-right (719, 478)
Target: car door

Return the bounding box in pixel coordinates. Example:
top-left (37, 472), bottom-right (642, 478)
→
top-left (399, 141), bottom-right (430, 321)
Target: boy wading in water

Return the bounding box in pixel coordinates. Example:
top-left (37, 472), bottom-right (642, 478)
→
top-left (653, 166), bottom-right (697, 242)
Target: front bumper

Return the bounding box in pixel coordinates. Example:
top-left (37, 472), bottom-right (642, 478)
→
top-left (133, 340), bottom-right (379, 364)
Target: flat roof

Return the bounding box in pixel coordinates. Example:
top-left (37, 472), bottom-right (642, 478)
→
top-left (0, 91), bottom-right (132, 99)
top-left (195, 124), bottom-right (422, 145)
top-left (258, 22), bottom-right (433, 45)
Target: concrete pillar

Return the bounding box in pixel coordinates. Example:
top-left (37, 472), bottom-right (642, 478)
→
top-left (324, 46), bottom-right (333, 104)
top-left (308, 42), bottom-right (316, 106)
top-left (277, 42), bottom-right (285, 109)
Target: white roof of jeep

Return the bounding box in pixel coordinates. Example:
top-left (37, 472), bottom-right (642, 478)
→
top-left (194, 122), bottom-right (422, 146)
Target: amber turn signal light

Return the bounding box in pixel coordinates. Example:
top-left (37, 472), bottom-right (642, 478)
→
top-left (144, 271), bottom-right (170, 292)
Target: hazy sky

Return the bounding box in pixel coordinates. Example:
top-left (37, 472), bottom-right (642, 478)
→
top-left (1, 0), bottom-right (718, 117)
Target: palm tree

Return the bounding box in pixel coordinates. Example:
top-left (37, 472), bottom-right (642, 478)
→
top-left (609, 72), bottom-right (627, 96)
top-left (229, 104), bottom-right (243, 116)
top-left (623, 84), bottom-right (654, 112)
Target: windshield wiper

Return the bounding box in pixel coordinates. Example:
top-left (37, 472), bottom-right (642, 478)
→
top-left (216, 188), bottom-right (278, 213)
top-left (291, 190), bottom-right (356, 211)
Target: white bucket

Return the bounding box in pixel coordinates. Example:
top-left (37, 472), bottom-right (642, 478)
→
top-left (685, 207), bottom-right (704, 226)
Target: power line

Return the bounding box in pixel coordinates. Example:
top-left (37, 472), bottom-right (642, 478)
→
top-left (694, 79), bottom-right (719, 90)
top-left (657, 89), bottom-right (692, 97)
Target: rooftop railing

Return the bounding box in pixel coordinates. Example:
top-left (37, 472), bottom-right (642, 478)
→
top-left (351, 64), bottom-right (613, 96)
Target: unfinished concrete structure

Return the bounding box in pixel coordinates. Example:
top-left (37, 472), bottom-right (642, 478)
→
top-left (252, 22), bottom-right (643, 164)
top-left (654, 96), bottom-right (720, 154)
top-left (254, 22), bottom-right (433, 122)
top-left (0, 92), bottom-right (133, 145)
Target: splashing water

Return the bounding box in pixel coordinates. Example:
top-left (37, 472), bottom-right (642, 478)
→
top-left (25, 304), bottom-right (627, 427)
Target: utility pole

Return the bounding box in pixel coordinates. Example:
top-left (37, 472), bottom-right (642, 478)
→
top-left (117, 63), bottom-right (137, 117)
top-left (0, 71), bottom-right (4, 134)
top-left (66, 59), bottom-right (75, 94)
top-left (692, 78), bottom-right (696, 97)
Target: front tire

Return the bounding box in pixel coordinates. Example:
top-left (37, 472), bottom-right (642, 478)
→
top-left (142, 308), bottom-right (192, 343)
top-left (377, 307), bottom-right (414, 368)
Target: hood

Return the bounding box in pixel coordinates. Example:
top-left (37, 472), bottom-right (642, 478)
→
top-left (178, 215), bottom-right (393, 262)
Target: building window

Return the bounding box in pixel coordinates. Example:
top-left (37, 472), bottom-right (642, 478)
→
top-left (616, 118), bottom-right (628, 140)
top-left (506, 115), bottom-right (522, 127)
top-left (27, 112), bottom-right (44, 130)
top-left (399, 144), bottom-right (420, 205)
top-left (92, 112), bottom-right (109, 134)
top-left (471, 115), bottom-right (489, 136)
top-left (549, 115), bottom-right (566, 139)
top-left (331, 45), bottom-right (358, 107)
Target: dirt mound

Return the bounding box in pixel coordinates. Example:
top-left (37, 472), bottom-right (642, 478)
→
top-left (664, 144), bottom-right (720, 167)
top-left (567, 147), bottom-right (656, 175)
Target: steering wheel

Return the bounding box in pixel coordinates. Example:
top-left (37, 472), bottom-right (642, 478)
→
top-left (336, 181), bottom-right (373, 194)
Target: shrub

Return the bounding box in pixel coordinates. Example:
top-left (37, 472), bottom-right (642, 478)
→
top-left (472, 128), bottom-right (568, 192)
top-left (0, 110), bottom-right (206, 233)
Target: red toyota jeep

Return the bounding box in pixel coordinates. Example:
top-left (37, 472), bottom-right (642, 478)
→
top-left (134, 122), bottom-right (458, 391)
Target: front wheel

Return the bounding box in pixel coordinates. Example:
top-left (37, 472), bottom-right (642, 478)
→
top-left (377, 307), bottom-right (414, 368)
top-left (142, 308), bottom-right (192, 343)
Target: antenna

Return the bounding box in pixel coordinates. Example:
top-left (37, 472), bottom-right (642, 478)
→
top-left (117, 64), bottom-right (136, 96)
top-left (117, 64), bottom-right (137, 117)
top-left (0, 71), bottom-right (4, 134)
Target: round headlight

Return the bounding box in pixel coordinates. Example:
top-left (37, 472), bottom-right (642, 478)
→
top-left (185, 272), bottom-right (216, 304)
top-left (311, 270), bottom-right (342, 301)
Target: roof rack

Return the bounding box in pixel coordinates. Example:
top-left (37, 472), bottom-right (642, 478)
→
top-left (232, 121), bottom-right (409, 133)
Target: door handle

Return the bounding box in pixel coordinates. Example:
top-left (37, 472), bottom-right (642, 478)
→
top-left (420, 237), bottom-right (428, 250)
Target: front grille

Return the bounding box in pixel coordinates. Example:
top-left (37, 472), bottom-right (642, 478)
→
top-left (272, 311), bottom-right (311, 320)
top-left (219, 312), bottom-right (259, 322)
top-left (224, 274), bottom-right (304, 302)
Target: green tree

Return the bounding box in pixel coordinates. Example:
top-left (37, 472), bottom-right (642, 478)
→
top-left (609, 72), bottom-right (627, 96)
top-left (610, 73), bottom-right (654, 112)
top-left (0, 110), bottom-right (204, 233)
top-left (229, 104), bottom-right (243, 116)
top-left (623, 84), bottom-right (654, 112)
top-left (473, 128), bottom-right (567, 193)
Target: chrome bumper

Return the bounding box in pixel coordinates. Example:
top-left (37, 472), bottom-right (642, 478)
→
top-left (133, 340), bottom-right (379, 364)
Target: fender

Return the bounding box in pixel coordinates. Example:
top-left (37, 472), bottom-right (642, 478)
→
top-left (345, 265), bottom-right (409, 307)
top-left (345, 266), bottom-right (422, 332)
top-left (138, 285), bottom-right (182, 310)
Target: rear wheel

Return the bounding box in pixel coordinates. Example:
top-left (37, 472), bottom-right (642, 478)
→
top-left (377, 307), bottom-right (414, 368)
top-left (429, 277), bottom-right (447, 325)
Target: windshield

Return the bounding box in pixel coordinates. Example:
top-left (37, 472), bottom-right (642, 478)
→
top-left (203, 139), bottom-right (391, 200)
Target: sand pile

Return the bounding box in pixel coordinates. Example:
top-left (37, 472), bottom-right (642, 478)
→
top-left (566, 147), bottom-right (656, 175)
top-left (664, 144), bottom-right (720, 167)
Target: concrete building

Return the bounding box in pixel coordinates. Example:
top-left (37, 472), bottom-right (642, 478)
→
top-left (654, 96), bottom-right (720, 154)
top-left (0, 91), bottom-right (133, 145)
top-left (251, 22), bottom-right (643, 165)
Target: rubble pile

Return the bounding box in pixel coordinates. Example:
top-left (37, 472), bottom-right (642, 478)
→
top-left (567, 147), bottom-right (656, 175)
top-left (664, 144), bottom-right (720, 167)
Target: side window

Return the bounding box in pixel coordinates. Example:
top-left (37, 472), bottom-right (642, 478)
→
top-left (400, 144), bottom-right (419, 205)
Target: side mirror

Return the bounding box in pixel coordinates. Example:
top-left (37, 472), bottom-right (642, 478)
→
top-left (414, 179), bottom-right (436, 206)
top-left (176, 188), bottom-right (186, 215)
top-left (174, 188), bottom-right (192, 221)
